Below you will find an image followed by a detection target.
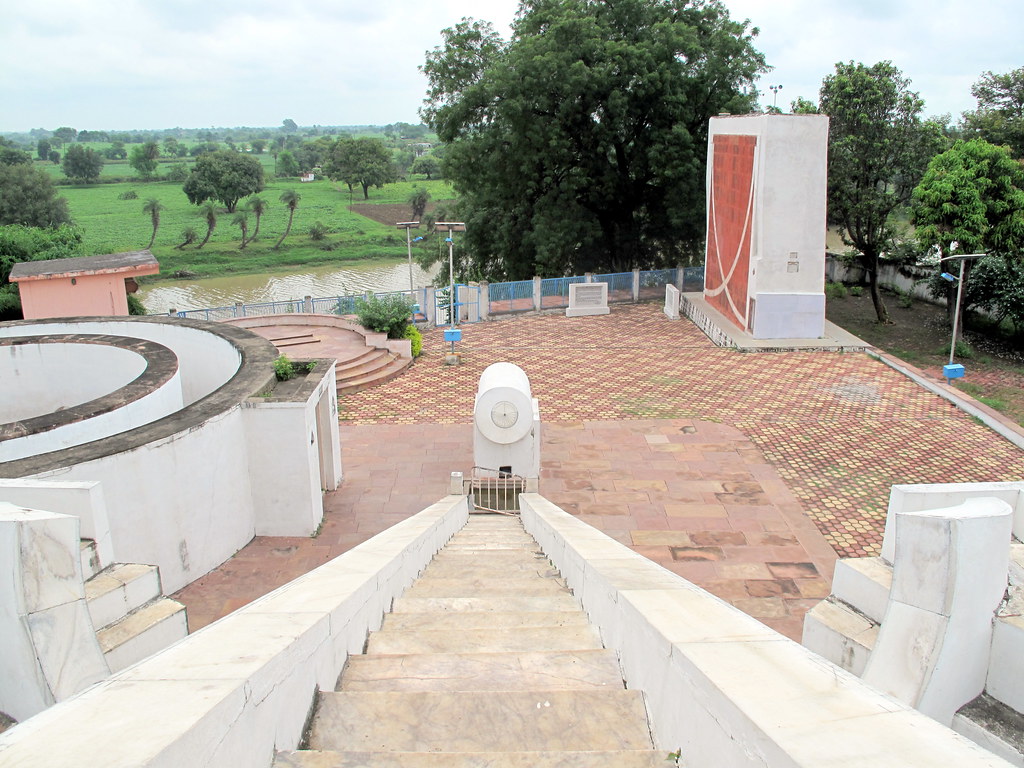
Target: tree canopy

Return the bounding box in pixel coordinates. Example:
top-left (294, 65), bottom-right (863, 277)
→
top-left (129, 141), bottom-right (160, 178)
top-left (323, 137), bottom-right (398, 200)
top-left (420, 0), bottom-right (766, 280)
top-left (961, 67), bottom-right (1024, 159)
top-left (0, 224), bottom-right (84, 319)
top-left (62, 144), bottom-right (104, 183)
top-left (817, 60), bottom-right (943, 322)
top-left (0, 163), bottom-right (72, 228)
top-left (183, 150), bottom-right (265, 213)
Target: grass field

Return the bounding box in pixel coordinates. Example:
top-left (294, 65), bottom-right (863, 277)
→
top-left (57, 174), bottom-right (454, 281)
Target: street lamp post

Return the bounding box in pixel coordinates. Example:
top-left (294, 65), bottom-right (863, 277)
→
top-left (769, 84), bottom-right (783, 109)
top-left (435, 222), bottom-right (466, 325)
top-left (396, 222), bottom-right (422, 297)
top-left (939, 252), bottom-right (985, 383)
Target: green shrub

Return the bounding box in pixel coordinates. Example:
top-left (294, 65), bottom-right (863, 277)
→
top-left (355, 293), bottom-right (415, 339)
top-left (118, 190), bottom-right (138, 200)
top-left (126, 293), bottom-right (146, 315)
top-left (404, 323), bottom-right (423, 357)
top-left (274, 355), bottom-right (295, 381)
top-left (824, 282), bottom-right (848, 299)
top-left (942, 339), bottom-right (974, 359)
top-left (849, 285), bottom-right (863, 297)
top-left (308, 221), bottom-right (328, 241)
top-left (898, 290), bottom-right (913, 309)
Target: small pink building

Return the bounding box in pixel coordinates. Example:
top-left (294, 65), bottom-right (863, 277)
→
top-left (9, 250), bottom-right (159, 319)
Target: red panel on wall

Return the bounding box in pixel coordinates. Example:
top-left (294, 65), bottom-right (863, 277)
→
top-left (705, 134), bottom-right (756, 331)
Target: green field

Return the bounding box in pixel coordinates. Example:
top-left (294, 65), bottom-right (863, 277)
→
top-left (57, 175), bottom-right (454, 281)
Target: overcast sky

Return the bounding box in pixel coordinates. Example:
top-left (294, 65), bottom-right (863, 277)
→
top-left (1, 0), bottom-right (1019, 133)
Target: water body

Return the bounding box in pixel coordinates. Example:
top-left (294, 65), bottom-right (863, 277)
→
top-left (138, 258), bottom-right (438, 314)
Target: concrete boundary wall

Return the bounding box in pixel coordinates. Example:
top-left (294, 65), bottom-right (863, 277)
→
top-left (519, 493), bottom-right (1012, 767)
top-left (0, 494), bottom-right (469, 768)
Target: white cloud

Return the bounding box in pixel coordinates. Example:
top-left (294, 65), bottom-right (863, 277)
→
top-left (0, 0), bottom-right (1018, 131)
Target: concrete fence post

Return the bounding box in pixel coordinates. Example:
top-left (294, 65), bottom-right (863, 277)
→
top-left (533, 276), bottom-right (542, 312)
top-left (304, 295), bottom-right (313, 313)
top-left (479, 282), bottom-right (489, 321)
top-left (632, 268), bottom-right (640, 302)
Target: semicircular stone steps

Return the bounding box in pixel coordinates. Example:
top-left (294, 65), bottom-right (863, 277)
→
top-left (274, 514), bottom-right (667, 768)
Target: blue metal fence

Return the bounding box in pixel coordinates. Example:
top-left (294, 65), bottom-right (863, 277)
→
top-left (168, 266), bottom-right (705, 323)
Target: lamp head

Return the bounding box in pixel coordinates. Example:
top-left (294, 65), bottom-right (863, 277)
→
top-left (940, 272), bottom-right (957, 282)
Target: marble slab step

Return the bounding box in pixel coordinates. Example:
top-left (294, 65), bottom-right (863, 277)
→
top-left (275, 749), bottom-right (668, 767)
top-left (96, 597), bottom-right (188, 673)
top-left (401, 577), bottom-right (569, 599)
top-left (381, 611), bottom-right (588, 632)
top-left (419, 560), bottom-right (561, 578)
top-left (342, 649), bottom-right (624, 692)
top-left (393, 595), bottom-right (580, 614)
top-left (308, 690), bottom-right (654, 752)
top-left (449, 530), bottom-right (534, 540)
top-left (85, 563), bottom-right (162, 629)
top-left (801, 597), bottom-right (878, 678)
top-left (430, 549), bottom-right (548, 564)
top-left (366, 625), bottom-right (604, 655)
top-left (442, 542), bottom-right (541, 552)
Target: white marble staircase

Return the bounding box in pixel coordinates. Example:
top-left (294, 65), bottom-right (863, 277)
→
top-left (80, 539), bottom-right (188, 673)
top-left (274, 515), bottom-right (667, 767)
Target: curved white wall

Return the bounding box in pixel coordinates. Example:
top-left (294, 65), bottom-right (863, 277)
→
top-left (0, 321), bottom-right (241, 406)
top-left (1, 369), bottom-right (184, 463)
top-left (0, 343), bottom-right (146, 422)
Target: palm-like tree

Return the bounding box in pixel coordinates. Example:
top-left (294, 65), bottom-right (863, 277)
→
top-left (274, 190), bottom-right (300, 250)
top-left (196, 202), bottom-right (218, 249)
top-left (142, 198), bottom-right (164, 249)
top-left (176, 227), bottom-right (198, 250)
top-left (247, 196), bottom-right (267, 241)
top-left (233, 211), bottom-right (250, 249)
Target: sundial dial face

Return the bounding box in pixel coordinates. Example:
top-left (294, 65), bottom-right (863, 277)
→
top-left (490, 400), bottom-right (519, 429)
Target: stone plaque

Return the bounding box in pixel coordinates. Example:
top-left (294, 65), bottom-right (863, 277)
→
top-left (567, 282), bottom-right (610, 317)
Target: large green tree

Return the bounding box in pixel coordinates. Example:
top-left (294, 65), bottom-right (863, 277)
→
top-left (323, 137), bottom-right (398, 200)
top-left (62, 144), bottom-right (104, 183)
top-left (0, 163), bottom-right (72, 228)
top-left (183, 150), bottom-right (265, 213)
top-left (129, 141), bottom-right (161, 178)
top-left (913, 138), bottom-right (1024, 339)
top-left (961, 67), bottom-right (1024, 159)
top-left (420, 0), bottom-right (765, 279)
top-left (0, 138), bottom-right (31, 166)
top-left (818, 60), bottom-right (943, 323)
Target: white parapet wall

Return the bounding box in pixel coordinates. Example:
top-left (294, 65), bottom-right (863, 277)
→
top-left (0, 503), bottom-right (110, 723)
top-left (519, 493), bottom-right (1013, 767)
top-left (0, 494), bottom-right (469, 767)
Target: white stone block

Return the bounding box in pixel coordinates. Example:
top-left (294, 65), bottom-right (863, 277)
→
top-left (865, 497), bottom-right (1013, 725)
top-left (566, 282), bottom-right (610, 317)
top-left (988, 614), bottom-right (1024, 713)
top-left (802, 599), bottom-right (877, 676)
top-left (663, 284), bottom-right (680, 320)
top-left (831, 556), bottom-right (892, 624)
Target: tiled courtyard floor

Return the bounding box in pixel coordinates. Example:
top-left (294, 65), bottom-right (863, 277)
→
top-left (174, 302), bottom-right (1024, 640)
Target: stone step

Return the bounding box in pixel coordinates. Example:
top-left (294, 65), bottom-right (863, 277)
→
top-left (447, 533), bottom-right (536, 544)
top-left (430, 549), bottom-right (547, 563)
top-left (96, 596), bottom-right (188, 673)
top-left (801, 597), bottom-right (878, 677)
top-left (274, 749), bottom-right (669, 767)
top-left (85, 563), bottom-right (162, 629)
top-left (419, 560), bottom-right (561, 578)
top-left (337, 356), bottom-right (411, 396)
top-left (366, 625), bottom-right (604, 655)
top-left (393, 595), bottom-right (580, 614)
top-left (80, 539), bottom-right (102, 579)
top-left (441, 542), bottom-right (541, 552)
top-left (381, 611), bottom-right (589, 632)
top-left (401, 578), bottom-right (569, 599)
top-left (307, 690), bottom-right (654, 753)
top-left (342, 649), bottom-right (624, 692)
top-left (335, 348), bottom-right (390, 377)
top-left (830, 556), bottom-right (892, 625)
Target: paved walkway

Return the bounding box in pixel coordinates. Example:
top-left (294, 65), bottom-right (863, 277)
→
top-left (174, 302), bottom-right (1024, 641)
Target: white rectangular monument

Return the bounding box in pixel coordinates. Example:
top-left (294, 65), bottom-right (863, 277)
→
top-left (566, 282), bottom-right (609, 317)
top-left (704, 114), bottom-right (829, 339)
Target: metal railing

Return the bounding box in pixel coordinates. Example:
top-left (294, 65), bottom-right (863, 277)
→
top-left (470, 467), bottom-right (526, 514)
top-left (164, 267), bottom-right (705, 324)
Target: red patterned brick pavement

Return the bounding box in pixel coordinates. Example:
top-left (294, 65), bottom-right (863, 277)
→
top-left (174, 303), bottom-right (1024, 641)
top-left (342, 303), bottom-right (1024, 558)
